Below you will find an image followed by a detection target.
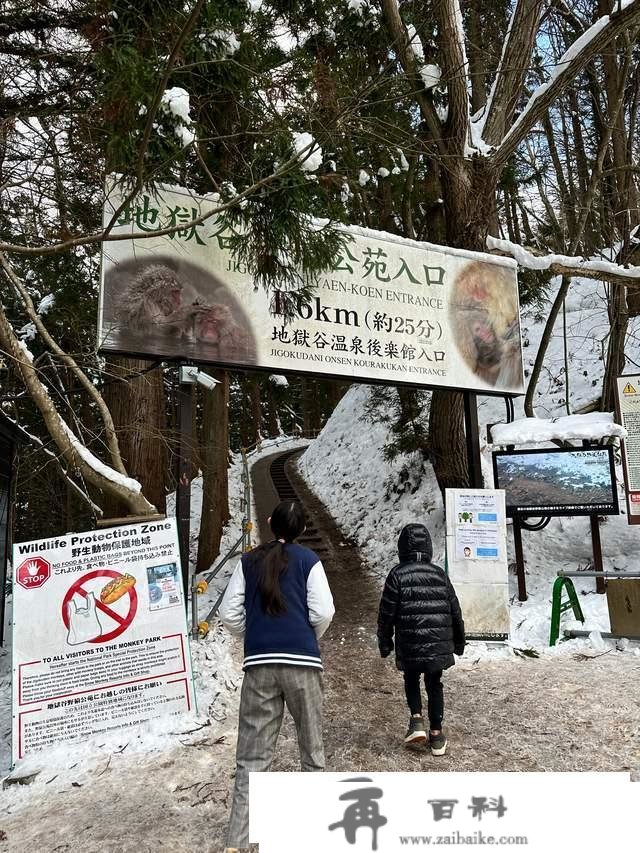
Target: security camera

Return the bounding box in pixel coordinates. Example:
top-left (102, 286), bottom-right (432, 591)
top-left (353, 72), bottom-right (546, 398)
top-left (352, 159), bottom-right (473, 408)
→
top-left (179, 365), bottom-right (220, 391)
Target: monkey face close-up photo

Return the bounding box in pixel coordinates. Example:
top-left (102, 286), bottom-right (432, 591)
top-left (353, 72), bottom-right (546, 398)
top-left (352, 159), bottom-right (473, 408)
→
top-left (100, 254), bottom-right (257, 365)
top-left (448, 261), bottom-right (524, 391)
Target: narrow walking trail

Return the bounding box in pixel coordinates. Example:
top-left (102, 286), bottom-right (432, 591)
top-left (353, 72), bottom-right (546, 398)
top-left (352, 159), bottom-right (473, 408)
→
top-left (253, 449), bottom-right (640, 779)
top-left (1, 447), bottom-right (638, 853)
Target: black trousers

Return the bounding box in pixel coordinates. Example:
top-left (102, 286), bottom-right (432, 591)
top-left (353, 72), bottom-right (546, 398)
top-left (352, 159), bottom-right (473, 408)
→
top-left (403, 669), bottom-right (444, 730)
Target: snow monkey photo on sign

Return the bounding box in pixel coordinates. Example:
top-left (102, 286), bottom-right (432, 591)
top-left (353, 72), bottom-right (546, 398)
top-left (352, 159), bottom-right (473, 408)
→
top-left (448, 261), bottom-right (523, 390)
top-left (100, 255), bottom-right (257, 364)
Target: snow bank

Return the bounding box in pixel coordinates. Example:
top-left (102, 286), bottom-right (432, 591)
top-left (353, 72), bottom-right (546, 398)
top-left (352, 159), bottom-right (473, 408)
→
top-left (298, 384), bottom-right (445, 580)
top-left (296, 272), bottom-right (640, 659)
top-left (491, 413), bottom-right (626, 446)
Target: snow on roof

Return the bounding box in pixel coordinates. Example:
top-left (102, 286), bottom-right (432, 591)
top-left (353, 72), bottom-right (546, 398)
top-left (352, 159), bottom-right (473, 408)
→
top-left (490, 413), bottom-right (626, 446)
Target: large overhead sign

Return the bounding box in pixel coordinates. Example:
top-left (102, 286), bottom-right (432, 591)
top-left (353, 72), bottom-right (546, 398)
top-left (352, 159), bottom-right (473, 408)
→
top-left (98, 182), bottom-right (524, 395)
top-left (11, 519), bottom-right (195, 762)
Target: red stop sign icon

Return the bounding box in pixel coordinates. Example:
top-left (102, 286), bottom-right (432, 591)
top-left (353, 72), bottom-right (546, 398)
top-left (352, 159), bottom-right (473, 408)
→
top-left (16, 557), bottom-right (51, 590)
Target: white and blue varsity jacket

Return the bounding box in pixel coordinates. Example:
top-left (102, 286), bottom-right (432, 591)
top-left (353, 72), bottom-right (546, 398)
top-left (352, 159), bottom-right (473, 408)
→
top-left (219, 543), bottom-right (335, 671)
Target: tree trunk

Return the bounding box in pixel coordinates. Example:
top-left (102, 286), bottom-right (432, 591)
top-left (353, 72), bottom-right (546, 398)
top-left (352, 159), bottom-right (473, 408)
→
top-left (428, 163), bottom-right (498, 491)
top-left (196, 369), bottom-right (230, 573)
top-left (602, 286), bottom-right (629, 412)
top-left (102, 357), bottom-right (168, 516)
top-left (265, 380), bottom-right (280, 437)
top-left (250, 377), bottom-right (262, 445)
top-left (428, 390), bottom-right (469, 493)
top-left (239, 376), bottom-right (251, 447)
top-left (301, 378), bottom-right (313, 435)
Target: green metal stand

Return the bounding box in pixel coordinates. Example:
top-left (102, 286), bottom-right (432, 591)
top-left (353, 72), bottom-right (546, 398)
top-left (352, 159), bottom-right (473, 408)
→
top-left (549, 577), bottom-right (585, 646)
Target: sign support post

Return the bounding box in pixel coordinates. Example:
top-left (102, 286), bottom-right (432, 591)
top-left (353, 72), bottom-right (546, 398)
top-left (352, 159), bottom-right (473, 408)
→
top-left (590, 515), bottom-right (605, 595)
top-left (512, 518), bottom-right (527, 602)
top-left (177, 368), bottom-right (194, 599)
top-left (463, 392), bottom-right (484, 489)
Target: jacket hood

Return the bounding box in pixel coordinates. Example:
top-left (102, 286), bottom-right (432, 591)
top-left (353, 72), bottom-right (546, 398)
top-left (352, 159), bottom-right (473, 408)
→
top-left (398, 523), bottom-right (433, 564)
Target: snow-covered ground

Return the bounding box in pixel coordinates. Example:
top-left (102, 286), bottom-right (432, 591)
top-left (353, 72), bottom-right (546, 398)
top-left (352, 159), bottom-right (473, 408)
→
top-left (299, 276), bottom-right (640, 659)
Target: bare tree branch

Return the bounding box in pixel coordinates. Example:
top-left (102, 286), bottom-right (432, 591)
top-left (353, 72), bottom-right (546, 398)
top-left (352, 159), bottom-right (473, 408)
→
top-left (434, 0), bottom-right (471, 156)
top-left (491, 0), bottom-right (640, 165)
top-left (379, 0), bottom-right (445, 155)
top-left (481, 0), bottom-right (546, 146)
top-left (488, 236), bottom-right (640, 285)
top-left (0, 296), bottom-right (156, 514)
top-left (0, 251), bottom-right (128, 475)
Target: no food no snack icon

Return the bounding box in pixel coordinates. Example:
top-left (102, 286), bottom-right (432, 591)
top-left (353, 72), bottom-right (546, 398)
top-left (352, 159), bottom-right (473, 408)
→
top-left (61, 569), bottom-right (138, 645)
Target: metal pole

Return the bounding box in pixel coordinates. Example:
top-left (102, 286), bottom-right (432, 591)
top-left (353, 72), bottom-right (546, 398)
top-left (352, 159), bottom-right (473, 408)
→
top-left (557, 570), bottom-right (640, 579)
top-left (463, 391), bottom-right (484, 489)
top-left (512, 518), bottom-right (527, 601)
top-left (590, 515), bottom-right (606, 594)
top-left (564, 629), bottom-right (640, 640)
top-left (176, 377), bottom-right (194, 603)
top-left (244, 448), bottom-right (253, 551)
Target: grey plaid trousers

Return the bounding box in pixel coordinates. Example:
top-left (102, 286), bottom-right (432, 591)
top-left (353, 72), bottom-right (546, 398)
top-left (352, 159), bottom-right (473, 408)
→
top-left (226, 664), bottom-right (325, 848)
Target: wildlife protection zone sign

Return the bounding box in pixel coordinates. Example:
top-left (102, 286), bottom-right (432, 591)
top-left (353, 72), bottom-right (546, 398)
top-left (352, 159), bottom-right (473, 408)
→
top-left (11, 518), bottom-right (194, 763)
top-left (98, 182), bottom-right (524, 395)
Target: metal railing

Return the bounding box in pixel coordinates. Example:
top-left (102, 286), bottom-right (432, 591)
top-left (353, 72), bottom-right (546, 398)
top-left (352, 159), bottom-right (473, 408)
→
top-left (190, 433), bottom-right (317, 639)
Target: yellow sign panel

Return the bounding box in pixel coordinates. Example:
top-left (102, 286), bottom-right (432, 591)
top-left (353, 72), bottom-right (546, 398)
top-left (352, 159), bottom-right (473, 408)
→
top-left (623, 383), bottom-right (637, 395)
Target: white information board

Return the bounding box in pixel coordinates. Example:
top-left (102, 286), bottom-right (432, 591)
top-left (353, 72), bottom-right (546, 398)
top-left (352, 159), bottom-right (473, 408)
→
top-left (11, 518), bottom-right (195, 763)
top-left (616, 375), bottom-right (640, 524)
top-left (446, 489), bottom-right (510, 640)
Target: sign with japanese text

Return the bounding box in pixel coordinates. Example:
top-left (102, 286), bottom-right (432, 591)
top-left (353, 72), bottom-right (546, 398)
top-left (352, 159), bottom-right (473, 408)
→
top-left (616, 374), bottom-right (640, 525)
top-left (11, 519), bottom-right (195, 763)
top-left (98, 183), bottom-right (524, 395)
top-left (249, 771), bottom-right (634, 853)
top-left (446, 489), bottom-right (509, 640)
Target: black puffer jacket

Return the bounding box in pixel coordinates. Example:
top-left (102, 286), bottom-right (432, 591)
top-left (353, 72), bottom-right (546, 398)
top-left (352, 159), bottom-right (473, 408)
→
top-left (377, 524), bottom-right (465, 672)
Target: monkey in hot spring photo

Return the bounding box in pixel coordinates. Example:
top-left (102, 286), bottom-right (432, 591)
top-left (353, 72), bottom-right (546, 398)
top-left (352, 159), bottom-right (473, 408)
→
top-left (105, 260), bottom-right (255, 358)
top-left (448, 261), bottom-right (523, 390)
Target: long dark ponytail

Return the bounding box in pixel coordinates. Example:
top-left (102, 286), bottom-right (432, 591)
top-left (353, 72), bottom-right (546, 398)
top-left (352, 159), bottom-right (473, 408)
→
top-left (250, 501), bottom-right (306, 616)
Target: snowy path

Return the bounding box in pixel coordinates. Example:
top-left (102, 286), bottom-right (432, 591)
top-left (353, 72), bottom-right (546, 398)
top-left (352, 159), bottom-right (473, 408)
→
top-left (1, 450), bottom-right (639, 853)
top-left (285, 457), bottom-right (640, 778)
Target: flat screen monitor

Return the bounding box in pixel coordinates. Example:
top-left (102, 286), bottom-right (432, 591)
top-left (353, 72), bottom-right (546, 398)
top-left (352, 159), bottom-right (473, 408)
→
top-left (492, 446), bottom-right (618, 518)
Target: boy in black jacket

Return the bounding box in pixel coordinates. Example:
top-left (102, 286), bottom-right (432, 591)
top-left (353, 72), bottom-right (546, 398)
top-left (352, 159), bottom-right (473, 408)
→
top-left (377, 523), bottom-right (465, 755)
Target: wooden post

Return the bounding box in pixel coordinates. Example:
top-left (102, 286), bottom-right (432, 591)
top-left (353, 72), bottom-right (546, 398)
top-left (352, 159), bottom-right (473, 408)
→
top-left (590, 515), bottom-right (606, 594)
top-left (177, 378), bottom-right (194, 600)
top-left (512, 518), bottom-right (527, 601)
top-left (463, 391), bottom-right (484, 489)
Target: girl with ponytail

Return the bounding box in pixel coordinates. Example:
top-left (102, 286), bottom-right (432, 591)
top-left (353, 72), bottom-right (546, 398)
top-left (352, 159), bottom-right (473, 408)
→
top-left (219, 500), bottom-right (335, 852)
